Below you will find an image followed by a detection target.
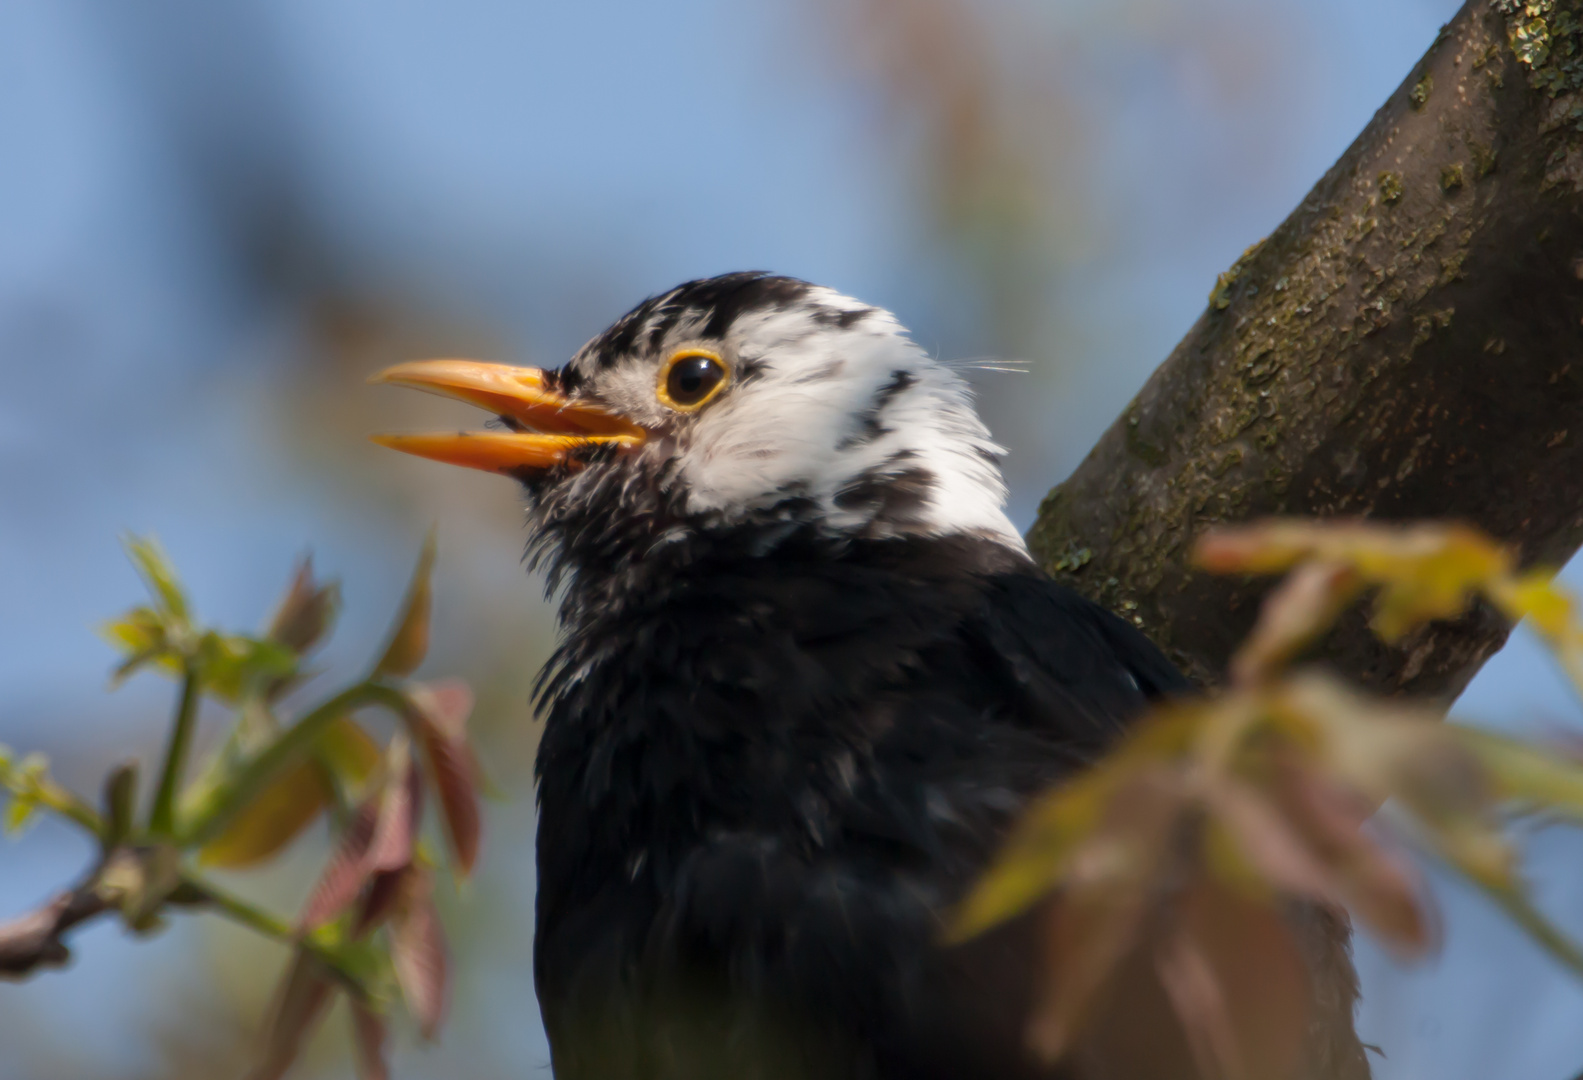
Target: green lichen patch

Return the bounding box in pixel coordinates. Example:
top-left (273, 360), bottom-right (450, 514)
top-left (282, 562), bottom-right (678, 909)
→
top-left (1411, 70), bottom-right (1436, 110)
top-left (1125, 407), bottom-right (1169, 467)
top-left (1472, 41), bottom-right (1505, 69)
top-left (1379, 171), bottom-right (1406, 204)
top-left (1209, 239), bottom-right (1267, 311)
top-left (1494, 0), bottom-right (1583, 96)
top-left (1049, 542), bottom-right (1094, 574)
top-left (1412, 307), bottom-right (1457, 349)
top-left (1545, 93), bottom-right (1583, 133)
top-left (1441, 162), bottom-right (1467, 191)
top-left (1471, 140), bottom-right (1499, 177)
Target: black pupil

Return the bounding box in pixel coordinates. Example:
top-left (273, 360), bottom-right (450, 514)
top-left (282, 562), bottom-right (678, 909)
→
top-left (667, 356), bottom-right (724, 405)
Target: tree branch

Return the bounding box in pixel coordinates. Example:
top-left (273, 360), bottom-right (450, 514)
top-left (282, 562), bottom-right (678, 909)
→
top-left (1032, 0), bottom-right (1583, 700)
top-left (0, 876), bottom-right (112, 979)
top-left (1028, 4), bottom-right (1583, 1077)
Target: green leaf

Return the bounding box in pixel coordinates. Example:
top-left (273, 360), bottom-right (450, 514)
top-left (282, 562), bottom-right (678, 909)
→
top-left (5, 792), bottom-right (39, 834)
top-left (101, 607), bottom-right (180, 686)
top-left (122, 534), bottom-right (190, 625)
top-left (3, 753), bottom-right (50, 836)
top-left (373, 531), bottom-right (436, 679)
top-left (197, 632), bottom-right (299, 704)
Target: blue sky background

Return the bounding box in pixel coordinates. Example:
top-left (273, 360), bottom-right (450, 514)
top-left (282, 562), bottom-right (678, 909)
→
top-left (6, 1), bottom-right (1583, 1077)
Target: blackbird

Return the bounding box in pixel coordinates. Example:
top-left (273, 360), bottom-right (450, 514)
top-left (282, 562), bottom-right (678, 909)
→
top-left (372, 272), bottom-right (1366, 1080)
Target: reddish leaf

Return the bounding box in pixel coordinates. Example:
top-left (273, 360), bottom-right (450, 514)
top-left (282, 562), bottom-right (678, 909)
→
top-left (368, 738), bottom-right (424, 874)
top-left (267, 556), bottom-right (341, 656)
top-left (1202, 776), bottom-right (1343, 904)
top-left (1025, 768), bottom-right (1187, 1061)
top-left (1272, 754), bottom-right (1434, 954)
top-left (249, 950), bottom-right (336, 1080)
top-left (1155, 923), bottom-right (1246, 1080)
top-left (301, 740), bottom-right (424, 931)
top-left (1157, 878), bottom-right (1310, 1080)
top-left (409, 679), bottom-right (473, 743)
top-left (1028, 879), bottom-right (1151, 1062)
top-left (391, 866), bottom-right (450, 1040)
top-left (1229, 562), bottom-right (1362, 685)
top-left (299, 797), bottom-right (380, 931)
top-left (353, 866), bottom-right (409, 937)
top-left (350, 1000), bottom-right (390, 1080)
top-left (407, 680), bottom-right (482, 875)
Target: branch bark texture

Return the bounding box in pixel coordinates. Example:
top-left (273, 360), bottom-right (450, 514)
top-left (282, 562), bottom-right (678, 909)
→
top-left (0, 877), bottom-right (111, 978)
top-left (1031, 0), bottom-right (1583, 700)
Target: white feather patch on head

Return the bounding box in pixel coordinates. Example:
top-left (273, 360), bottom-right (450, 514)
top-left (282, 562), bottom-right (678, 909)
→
top-left (577, 282), bottom-right (1025, 551)
top-left (674, 288), bottom-right (1025, 549)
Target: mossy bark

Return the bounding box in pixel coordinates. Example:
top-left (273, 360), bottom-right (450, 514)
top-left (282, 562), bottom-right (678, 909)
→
top-left (1031, 0), bottom-right (1583, 701)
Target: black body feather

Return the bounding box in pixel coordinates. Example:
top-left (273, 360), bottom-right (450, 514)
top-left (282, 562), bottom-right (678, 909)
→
top-left (533, 528), bottom-right (1189, 1079)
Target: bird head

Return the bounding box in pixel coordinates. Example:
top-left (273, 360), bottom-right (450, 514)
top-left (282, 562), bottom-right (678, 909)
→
top-left (372, 272), bottom-right (1024, 590)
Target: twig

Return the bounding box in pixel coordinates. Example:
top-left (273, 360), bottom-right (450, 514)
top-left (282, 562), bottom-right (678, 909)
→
top-left (0, 874), bottom-right (111, 978)
top-left (178, 874), bottom-right (366, 991)
top-left (0, 860), bottom-right (367, 990)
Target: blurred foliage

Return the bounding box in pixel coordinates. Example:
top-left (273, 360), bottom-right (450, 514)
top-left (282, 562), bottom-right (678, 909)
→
top-left (956, 520), bottom-right (1583, 1080)
top-left (816, 0), bottom-right (1080, 355)
top-left (0, 536), bottom-right (483, 1080)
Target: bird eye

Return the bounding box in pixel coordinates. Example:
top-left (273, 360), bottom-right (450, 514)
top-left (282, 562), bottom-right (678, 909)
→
top-left (658, 350), bottom-right (729, 411)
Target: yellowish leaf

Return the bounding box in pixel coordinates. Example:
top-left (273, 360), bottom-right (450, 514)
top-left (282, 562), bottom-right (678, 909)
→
top-left (952, 759), bottom-right (1188, 943)
top-left (373, 531), bottom-right (436, 679)
top-left (947, 765), bottom-right (1121, 942)
top-left (1489, 569), bottom-right (1572, 637)
top-left (1198, 520), bottom-right (1515, 642)
top-left (319, 718), bottom-right (382, 790)
top-left (199, 757), bottom-right (330, 869)
top-left (200, 719), bottom-right (378, 869)
top-left (122, 534), bottom-right (190, 623)
top-left (1458, 727), bottom-right (1583, 823)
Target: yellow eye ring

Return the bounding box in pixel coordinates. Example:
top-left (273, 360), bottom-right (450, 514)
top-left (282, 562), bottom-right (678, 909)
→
top-left (657, 348), bottom-right (731, 412)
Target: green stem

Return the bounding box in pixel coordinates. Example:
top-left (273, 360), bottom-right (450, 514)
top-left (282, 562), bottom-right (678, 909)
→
top-left (179, 873), bottom-right (365, 989)
top-left (149, 665), bottom-right (200, 836)
top-left (181, 680), bottom-right (409, 847)
top-left (41, 782), bottom-right (104, 837)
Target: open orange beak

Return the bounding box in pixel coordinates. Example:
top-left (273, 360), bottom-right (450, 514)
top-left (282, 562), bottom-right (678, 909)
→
top-left (369, 359), bottom-right (645, 475)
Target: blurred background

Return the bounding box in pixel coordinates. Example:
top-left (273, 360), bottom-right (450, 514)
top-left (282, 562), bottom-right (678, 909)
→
top-left (6, 1), bottom-right (1583, 1077)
